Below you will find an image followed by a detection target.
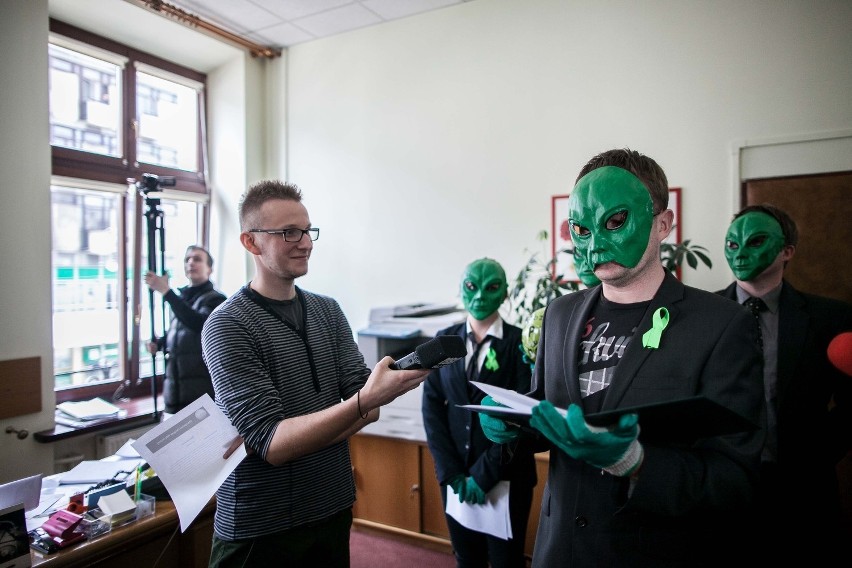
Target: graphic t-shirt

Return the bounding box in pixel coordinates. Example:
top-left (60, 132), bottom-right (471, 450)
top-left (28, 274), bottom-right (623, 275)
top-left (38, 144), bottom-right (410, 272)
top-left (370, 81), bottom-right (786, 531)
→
top-left (577, 296), bottom-right (649, 411)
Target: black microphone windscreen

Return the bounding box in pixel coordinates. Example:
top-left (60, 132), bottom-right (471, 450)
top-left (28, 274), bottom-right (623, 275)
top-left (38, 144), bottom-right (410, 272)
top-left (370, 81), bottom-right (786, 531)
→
top-left (415, 335), bottom-right (466, 368)
top-left (390, 335), bottom-right (466, 370)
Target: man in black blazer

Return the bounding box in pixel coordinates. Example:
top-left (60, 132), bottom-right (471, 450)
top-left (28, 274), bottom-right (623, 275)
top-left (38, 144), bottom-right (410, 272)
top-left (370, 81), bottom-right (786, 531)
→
top-left (718, 203), bottom-right (852, 562)
top-left (481, 149), bottom-right (765, 567)
top-left (422, 257), bottom-right (536, 568)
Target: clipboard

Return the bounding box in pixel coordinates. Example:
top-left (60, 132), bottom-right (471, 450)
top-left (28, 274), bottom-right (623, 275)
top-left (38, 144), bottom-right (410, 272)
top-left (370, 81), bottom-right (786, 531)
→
top-left (462, 396), bottom-right (757, 442)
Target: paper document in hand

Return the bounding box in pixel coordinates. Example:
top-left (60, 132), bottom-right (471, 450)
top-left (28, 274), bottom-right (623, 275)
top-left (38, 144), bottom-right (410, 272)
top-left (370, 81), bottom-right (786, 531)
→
top-left (462, 382), bottom-right (566, 418)
top-left (445, 480), bottom-right (512, 540)
top-left (131, 394), bottom-right (246, 532)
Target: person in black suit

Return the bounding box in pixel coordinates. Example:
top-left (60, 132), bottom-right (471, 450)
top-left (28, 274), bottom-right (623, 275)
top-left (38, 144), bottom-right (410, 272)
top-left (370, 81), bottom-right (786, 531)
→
top-left (718, 203), bottom-right (852, 562)
top-left (422, 257), bottom-right (536, 568)
top-left (480, 148), bottom-right (765, 567)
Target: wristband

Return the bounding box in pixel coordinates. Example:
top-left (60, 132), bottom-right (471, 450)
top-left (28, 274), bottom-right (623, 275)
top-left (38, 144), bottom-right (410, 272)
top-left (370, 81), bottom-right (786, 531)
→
top-left (357, 390), bottom-right (369, 420)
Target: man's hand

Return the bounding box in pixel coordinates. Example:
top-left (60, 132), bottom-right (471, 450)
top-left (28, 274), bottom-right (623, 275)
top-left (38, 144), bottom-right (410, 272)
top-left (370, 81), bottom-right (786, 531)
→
top-left (357, 357), bottom-right (430, 415)
top-left (144, 271), bottom-right (171, 294)
top-left (447, 474), bottom-right (465, 500)
top-left (462, 477), bottom-right (486, 505)
top-left (478, 395), bottom-right (521, 443)
top-left (530, 401), bottom-right (643, 477)
top-left (223, 435), bottom-right (253, 459)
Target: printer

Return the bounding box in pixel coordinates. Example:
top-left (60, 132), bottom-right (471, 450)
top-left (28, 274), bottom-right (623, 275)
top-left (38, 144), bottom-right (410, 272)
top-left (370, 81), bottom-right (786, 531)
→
top-left (357, 302), bottom-right (466, 442)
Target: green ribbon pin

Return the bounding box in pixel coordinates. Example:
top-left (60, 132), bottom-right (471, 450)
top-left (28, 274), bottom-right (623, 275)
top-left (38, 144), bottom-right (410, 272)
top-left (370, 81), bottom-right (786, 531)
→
top-left (642, 307), bottom-right (670, 349)
top-left (484, 348), bottom-right (499, 371)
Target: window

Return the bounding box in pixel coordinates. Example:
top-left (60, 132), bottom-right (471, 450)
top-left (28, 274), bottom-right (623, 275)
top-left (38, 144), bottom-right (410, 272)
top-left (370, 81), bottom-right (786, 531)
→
top-left (49, 20), bottom-right (209, 402)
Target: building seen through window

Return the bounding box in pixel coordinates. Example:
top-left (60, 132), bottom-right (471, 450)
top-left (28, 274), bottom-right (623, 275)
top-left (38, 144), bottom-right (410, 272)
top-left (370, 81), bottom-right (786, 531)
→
top-left (48, 19), bottom-right (208, 399)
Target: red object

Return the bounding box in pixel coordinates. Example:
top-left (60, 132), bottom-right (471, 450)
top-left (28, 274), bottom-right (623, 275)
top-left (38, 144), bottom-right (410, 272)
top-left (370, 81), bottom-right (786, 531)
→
top-left (827, 332), bottom-right (852, 377)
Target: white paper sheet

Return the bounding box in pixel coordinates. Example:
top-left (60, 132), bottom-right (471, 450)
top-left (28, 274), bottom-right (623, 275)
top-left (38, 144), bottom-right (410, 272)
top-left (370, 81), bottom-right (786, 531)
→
top-left (467, 381), bottom-right (567, 417)
top-left (59, 459), bottom-right (143, 484)
top-left (445, 480), bottom-right (512, 540)
top-left (131, 394), bottom-right (246, 532)
top-left (0, 474), bottom-right (42, 511)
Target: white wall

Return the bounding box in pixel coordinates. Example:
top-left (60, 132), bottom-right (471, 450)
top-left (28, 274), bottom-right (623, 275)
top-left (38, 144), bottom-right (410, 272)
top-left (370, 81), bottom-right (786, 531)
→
top-left (283, 0), bottom-right (852, 331)
top-left (0, 0), bottom-right (55, 478)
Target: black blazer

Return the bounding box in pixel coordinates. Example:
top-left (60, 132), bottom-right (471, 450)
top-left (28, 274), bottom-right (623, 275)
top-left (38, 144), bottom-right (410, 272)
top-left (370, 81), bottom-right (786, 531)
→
top-left (529, 272), bottom-right (765, 567)
top-left (422, 321), bottom-right (536, 493)
top-left (718, 280), bottom-right (852, 516)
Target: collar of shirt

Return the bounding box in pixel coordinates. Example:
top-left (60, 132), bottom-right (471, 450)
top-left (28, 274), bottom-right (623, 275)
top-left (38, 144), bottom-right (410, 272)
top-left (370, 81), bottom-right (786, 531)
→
top-left (734, 282), bottom-right (782, 314)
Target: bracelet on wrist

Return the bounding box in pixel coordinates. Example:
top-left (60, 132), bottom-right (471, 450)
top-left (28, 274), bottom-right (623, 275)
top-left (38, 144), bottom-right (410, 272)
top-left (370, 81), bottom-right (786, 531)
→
top-left (357, 390), bottom-right (369, 420)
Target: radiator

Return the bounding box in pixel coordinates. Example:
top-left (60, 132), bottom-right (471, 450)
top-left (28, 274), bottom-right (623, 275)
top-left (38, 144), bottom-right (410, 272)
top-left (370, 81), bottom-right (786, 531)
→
top-left (96, 425), bottom-right (156, 458)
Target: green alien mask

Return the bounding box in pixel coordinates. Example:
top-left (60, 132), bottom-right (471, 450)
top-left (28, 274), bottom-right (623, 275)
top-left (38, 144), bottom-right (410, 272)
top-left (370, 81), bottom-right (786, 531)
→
top-left (521, 307), bottom-right (546, 363)
top-left (568, 166), bottom-right (654, 271)
top-left (724, 211), bottom-right (786, 281)
top-left (573, 246), bottom-right (601, 287)
top-left (461, 258), bottom-right (508, 321)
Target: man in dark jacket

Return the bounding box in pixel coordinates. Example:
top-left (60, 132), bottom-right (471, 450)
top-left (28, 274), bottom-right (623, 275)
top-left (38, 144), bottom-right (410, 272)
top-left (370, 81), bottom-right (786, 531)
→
top-left (718, 203), bottom-right (852, 562)
top-left (422, 257), bottom-right (536, 568)
top-left (145, 245), bottom-right (226, 414)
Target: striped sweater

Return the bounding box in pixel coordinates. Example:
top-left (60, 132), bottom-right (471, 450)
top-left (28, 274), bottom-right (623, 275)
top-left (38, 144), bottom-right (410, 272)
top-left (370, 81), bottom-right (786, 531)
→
top-left (201, 285), bottom-right (370, 540)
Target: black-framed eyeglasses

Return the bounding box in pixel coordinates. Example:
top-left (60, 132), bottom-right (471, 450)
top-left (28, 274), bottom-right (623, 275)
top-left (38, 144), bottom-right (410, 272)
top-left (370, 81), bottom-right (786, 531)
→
top-left (249, 228), bottom-right (320, 242)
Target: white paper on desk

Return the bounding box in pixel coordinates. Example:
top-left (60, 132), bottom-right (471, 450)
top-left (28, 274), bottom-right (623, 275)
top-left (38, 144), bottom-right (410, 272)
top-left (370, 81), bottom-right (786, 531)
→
top-left (99, 489), bottom-right (136, 517)
top-left (445, 480), bottom-right (512, 540)
top-left (131, 394), bottom-right (246, 532)
top-left (59, 459), bottom-right (143, 484)
top-left (114, 439), bottom-right (141, 459)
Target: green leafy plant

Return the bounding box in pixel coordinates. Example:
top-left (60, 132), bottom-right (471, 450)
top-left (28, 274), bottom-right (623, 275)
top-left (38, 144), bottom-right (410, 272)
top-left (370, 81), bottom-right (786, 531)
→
top-left (507, 230), bottom-right (712, 327)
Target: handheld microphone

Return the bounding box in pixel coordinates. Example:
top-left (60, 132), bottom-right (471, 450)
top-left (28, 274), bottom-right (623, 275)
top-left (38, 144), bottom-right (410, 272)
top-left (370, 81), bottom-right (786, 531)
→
top-left (827, 331), bottom-right (852, 377)
top-left (390, 335), bottom-right (467, 370)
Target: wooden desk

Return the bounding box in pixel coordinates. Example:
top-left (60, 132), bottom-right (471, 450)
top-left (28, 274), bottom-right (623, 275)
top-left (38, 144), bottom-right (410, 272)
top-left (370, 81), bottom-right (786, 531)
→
top-left (30, 499), bottom-right (215, 568)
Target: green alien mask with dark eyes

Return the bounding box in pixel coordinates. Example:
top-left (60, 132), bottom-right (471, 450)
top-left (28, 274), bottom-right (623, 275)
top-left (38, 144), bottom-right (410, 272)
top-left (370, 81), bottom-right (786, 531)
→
top-left (724, 211), bottom-right (785, 281)
top-left (568, 166), bottom-right (654, 272)
top-left (461, 258), bottom-right (508, 321)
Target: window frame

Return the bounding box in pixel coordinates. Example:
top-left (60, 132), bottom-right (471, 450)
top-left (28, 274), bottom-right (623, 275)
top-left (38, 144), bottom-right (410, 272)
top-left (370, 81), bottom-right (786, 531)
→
top-left (49, 19), bottom-right (210, 403)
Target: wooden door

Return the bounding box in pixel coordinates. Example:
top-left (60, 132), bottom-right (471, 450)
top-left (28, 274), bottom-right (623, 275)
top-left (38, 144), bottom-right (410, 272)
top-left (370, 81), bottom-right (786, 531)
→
top-left (743, 171), bottom-right (852, 304)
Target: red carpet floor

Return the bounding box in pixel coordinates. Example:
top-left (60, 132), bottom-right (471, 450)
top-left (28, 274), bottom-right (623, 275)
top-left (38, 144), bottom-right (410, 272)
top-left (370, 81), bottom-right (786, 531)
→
top-left (350, 528), bottom-right (456, 567)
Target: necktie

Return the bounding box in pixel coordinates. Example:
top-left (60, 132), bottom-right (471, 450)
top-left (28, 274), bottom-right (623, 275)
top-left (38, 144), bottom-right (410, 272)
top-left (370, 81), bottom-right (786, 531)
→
top-left (743, 297), bottom-right (767, 349)
top-left (467, 336), bottom-right (491, 397)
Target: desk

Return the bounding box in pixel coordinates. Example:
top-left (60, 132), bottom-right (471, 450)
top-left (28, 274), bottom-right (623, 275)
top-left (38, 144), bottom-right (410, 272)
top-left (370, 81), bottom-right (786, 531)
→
top-left (30, 499), bottom-right (215, 568)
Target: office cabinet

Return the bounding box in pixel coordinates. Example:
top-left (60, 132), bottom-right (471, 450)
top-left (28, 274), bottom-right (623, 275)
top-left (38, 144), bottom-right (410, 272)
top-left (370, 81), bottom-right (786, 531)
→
top-left (350, 433), bottom-right (549, 559)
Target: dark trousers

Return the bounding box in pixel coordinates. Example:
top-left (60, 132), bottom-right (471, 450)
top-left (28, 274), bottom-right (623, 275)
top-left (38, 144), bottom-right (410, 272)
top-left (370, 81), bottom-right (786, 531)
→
top-left (209, 507), bottom-right (352, 568)
top-left (443, 483), bottom-right (533, 568)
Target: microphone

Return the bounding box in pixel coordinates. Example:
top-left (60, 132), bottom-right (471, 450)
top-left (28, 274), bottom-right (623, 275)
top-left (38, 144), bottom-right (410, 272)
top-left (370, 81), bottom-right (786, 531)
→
top-left (390, 335), bottom-right (467, 370)
top-left (827, 332), bottom-right (852, 377)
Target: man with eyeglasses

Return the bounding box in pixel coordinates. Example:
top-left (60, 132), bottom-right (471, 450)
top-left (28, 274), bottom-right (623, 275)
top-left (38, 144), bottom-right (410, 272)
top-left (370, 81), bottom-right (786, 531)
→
top-left (718, 204), bottom-right (852, 563)
top-left (201, 180), bottom-right (429, 567)
top-left (479, 148), bottom-right (764, 567)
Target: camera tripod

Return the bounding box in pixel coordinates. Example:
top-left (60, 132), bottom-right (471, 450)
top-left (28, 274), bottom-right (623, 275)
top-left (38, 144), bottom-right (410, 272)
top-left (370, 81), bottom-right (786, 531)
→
top-left (112, 174), bottom-right (174, 416)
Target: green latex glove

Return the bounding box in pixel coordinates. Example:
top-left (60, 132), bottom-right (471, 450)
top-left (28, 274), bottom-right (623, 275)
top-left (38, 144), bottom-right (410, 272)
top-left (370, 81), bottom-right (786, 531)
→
top-left (447, 474), bottom-right (465, 499)
top-left (529, 400), bottom-right (643, 477)
top-left (463, 477), bottom-right (487, 505)
top-left (477, 395), bottom-right (521, 444)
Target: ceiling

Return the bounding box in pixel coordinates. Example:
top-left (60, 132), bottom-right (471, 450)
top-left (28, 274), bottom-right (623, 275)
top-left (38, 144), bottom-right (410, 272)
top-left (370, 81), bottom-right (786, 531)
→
top-left (161, 0), bottom-right (475, 50)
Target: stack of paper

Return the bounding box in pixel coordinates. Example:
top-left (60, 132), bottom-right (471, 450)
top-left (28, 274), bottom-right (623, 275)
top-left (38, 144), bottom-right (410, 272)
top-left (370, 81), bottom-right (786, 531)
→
top-left (57, 398), bottom-right (122, 421)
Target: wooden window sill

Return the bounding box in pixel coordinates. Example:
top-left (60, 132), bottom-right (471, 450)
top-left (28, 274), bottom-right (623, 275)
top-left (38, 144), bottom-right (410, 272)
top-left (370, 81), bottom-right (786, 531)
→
top-left (35, 396), bottom-right (163, 443)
